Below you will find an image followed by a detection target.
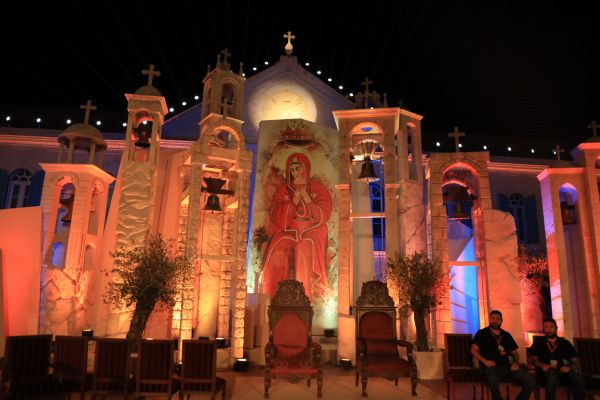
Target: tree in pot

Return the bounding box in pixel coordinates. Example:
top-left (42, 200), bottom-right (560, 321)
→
top-left (105, 232), bottom-right (194, 342)
top-left (387, 251), bottom-right (449, 351)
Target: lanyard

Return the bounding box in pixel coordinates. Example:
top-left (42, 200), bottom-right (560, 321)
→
top-left (490, 329), bottom-right (502, 347)
top-left (546, 340), bottom-right (559, 354)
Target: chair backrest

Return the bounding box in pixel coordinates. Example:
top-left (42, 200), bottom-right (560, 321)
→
top-left (181, 339), bottom-right (217, 391)
top-left (54, 335), bottom-right (89, 383)
top-left (136, 339), bottom-right (174, 394)
top-left (92, 338), bottom-right (131, 391)
top-left (444, 334), bottom-right (473, 369)
top-left (574, 337), bottom-right (600, 375)
top-left (354, 280), bottom-right (397, 341)
top-left (3, 334), bottom-right (52, 384)
top-left (267, 280), bottom-right (313, 356)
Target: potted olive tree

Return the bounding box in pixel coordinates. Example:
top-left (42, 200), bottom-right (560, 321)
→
top-left (387, 251), bottom-right (449, 379)
top-left (105, 232), bottom-right (194, 343)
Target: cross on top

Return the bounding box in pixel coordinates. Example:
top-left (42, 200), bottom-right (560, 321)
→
top-left (142, 64), bottom-right (161, 87)
top-left (79, 100), bottom-right (97, 125)
top-left (588, 120), bottom-right (600, 137)
top-left (283, 31), bottom-right (295, 55)
top-left (220, 48), bottom-right (231, 65)
top-left (448, 126), bottom-right (466, 153)
top-left (361, 77), bottom-right (374, 108)
top-left (554, 145), bottom-right (565, 160)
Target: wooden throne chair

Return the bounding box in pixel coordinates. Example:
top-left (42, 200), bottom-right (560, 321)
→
top-left (354, 280), bottom-right (417, 397)
top-left (264, 279), bottom-right (323, 399)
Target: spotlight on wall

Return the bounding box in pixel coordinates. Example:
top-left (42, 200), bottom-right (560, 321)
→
top-left (339, 358), bottom-right (353, 370)
top-left (233, 358), bottom-right (249, 372)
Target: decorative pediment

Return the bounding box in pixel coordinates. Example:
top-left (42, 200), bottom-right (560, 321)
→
top-left (356, 280), bottom-right (395, 307)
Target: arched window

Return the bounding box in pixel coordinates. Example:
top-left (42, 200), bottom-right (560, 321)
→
top-left (510, 194), bottom-right (527, 243)
top-left (5, 169), bottom-right (32, 208)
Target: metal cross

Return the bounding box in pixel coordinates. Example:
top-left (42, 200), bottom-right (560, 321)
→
top-left (554, 145), bottom-right (565, 160)
top-left (79, 100), bottom-right (97, 125)
top-left (142, 64), bottom-right (161, 87)
top-left (361, 77), bottom-right (373, 108)
top-left (588, 120), bottom-right (600, 137)
top-left (220, 49), bottom-right (231, 65)
top-left (283, 31), bottom-right (295, 55)
top-left (448, 126), bottom-right (466, 153)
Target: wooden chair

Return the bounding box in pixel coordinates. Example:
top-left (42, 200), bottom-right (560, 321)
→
top-left (574, 337), bottom-right (600, 395)
top-left (264, 279), bottom-right (322, 399)
top-left (179, 339), bottom-right (226, 400)
top-left (0, 334), bottom-right (61, 399)
top-left (444, 333), bottom-right (486, 400)
top-left (354, 280), bottom-right (417, 397)
top-left (90, 338), bottom-right (132, 399)
top-left (54, 335), bottom-right (91, 399)
top-left (133, 339), bottom-right (177, 399)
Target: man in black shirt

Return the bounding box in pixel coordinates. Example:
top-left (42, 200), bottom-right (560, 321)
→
top-left (471, 310), bottom-right (536, 400)
top-left (530, 318), bottom-right (586, 400)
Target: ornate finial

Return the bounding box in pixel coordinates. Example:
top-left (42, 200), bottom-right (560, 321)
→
top-left (239, 62), bottom-right (244, 76)
top-left (588, 120), bottom-right (599, 137)
top-left (554, 145), bottom-right (565, 160)
top-left (283, 31), bottom-right (295, 56)
top-left (383, 93), bottom-right (388, 107)
top-left (216, 53), bottom-right (221, 67)
top-left (207, 64), bottom-right (211, 74)
top-left (141, 64), bottom-right (161, 87)
top-left (79, 100), bottom-right (97, 125)
top-left (448, 126), bottom-right (466, 153)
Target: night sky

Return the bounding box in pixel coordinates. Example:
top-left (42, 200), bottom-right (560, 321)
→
top-left (2, 1), bottom-right (600, 158)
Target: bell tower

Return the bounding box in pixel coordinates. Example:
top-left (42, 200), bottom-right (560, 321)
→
top-left (200, 48), bottom-right (244, 120)
top-left (39, 100), bottom-right (114, 335)
top-left (106, 65), bottom-right (168, 336)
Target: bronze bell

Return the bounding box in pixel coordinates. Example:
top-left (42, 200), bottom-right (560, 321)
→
top-left (357, 156), bottom-right (379, 183)
top-left (59, 194), bottom-right (75, 223)
top-left (447, 200), bottom-right (470, 220)
top-left (444, 186), bottom-right (472, 220)
top-left (560, 201), bottom-right (576, 225)
top-left (204, 193), bottom-right (222, 212)
top-left (134, 131), bottom-right (151, 148)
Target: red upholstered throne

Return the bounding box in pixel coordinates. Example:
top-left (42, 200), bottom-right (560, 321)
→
top-left (355, 280), bottom-right (417, 397)
top-left (264, 279), bottom-right (323, 399)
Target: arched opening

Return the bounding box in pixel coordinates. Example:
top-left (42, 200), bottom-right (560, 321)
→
top-left (51, 242), bottom-right (65, 268)
top-left (221, 83), bottom-right (236, 115)
top-left (442, 164), bottom-right (480, 334)
top-left (406, 123), bottom-right (418, 181)
top-left (55, 182), bottom-right (75, 234)
top-left (88, 181), bottom-right (103, 235)
top-left (131, 111), bottom-right (154, 162)
top-left (5, 169), bottom-right (32, 208)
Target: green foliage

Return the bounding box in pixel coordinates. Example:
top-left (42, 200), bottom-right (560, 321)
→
top-left (105, 232), bottom-right (193, 341)
top-left (387, 251), bottom-right (449, 351)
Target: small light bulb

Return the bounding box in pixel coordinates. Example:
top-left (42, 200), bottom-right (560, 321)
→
top-left (327, 78), bottom-right (332, 82)
top-left (66, 119), bottom-right (71, 124)
top-left (483, 145), bottom-right (487, 150)
top-left (370, 106), bottom-right (374, 109)
top-left (316, 70), bottom-right (322, 75)
top-left (305, 62), bottom-right (310, 66)
top-left (531, 148), bottom-right (535, 154)
top-left (553, 150), bottom-right (557, 155)
top-left (242, 73), bottom-right (246, 77)
top-left (36, 117), bottom-right (41, 123)
top-left (349, 93), bottom-right (354, 97)
top-left (338, 85), bottom-right (344, 90)
top-left (96, 120), bottom-right (101, 126)
top-left (436, 142), bottom-right (441, 147)
top-left (169, 107), bottom-right (174, 113)
top-left (182, 101), bottom-right (187, 106)
top-left (142, 120), bottom-right (148, 125)
top-left (252, 67), bottom-right (257, 71)
top-left (5, 116), bottom-right (11, 122)
top-left (459, 143), bottom-right (463, 148)
top-left (194, 95), bottom-right (199, 100)
top-left (264, 61), bottom-right (269, 65)
top-left (122, 122), bottom-right (127, 127)
top-left (508, 146), bottom-right (512, 151)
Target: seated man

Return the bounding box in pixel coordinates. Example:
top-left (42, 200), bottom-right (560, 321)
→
top-left (530, 318), bottom-right (586, 400)
top-left (471, 310), bottom-right (536, 400)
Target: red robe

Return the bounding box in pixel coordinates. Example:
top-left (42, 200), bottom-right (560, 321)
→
top-left (262, 154), bottom-right (332, 301)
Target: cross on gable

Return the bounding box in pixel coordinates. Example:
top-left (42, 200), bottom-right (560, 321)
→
top-left (283, 31), bottom-right (296, 55)
top-left (79, 100), bottom-right (97, 125)
top-left (361, 77), bottom-right (374, 108)
top-left (588, 120), bottom-right (599, 137)
top-left (554, 145), bottom-right (565, 160)
top-left (448, 126), bottom-right (466, 153)
top-left (221, 49), bottom-right (231, 65)
top-left (142, 64), bottom-right (161, 87)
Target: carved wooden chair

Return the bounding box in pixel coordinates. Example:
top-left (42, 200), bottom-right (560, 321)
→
top-left (444, 333), bottom-right (485, 400)
top-left (178, 339), bottom-right (226, 400)
top-left (354, 280), bottom-right (417, 397)
top-left (54, 335), bottom-right (91, 399)
top-left (90, 337), bottom-right (132, 399)
top-left (574, 337), bottom-right (600, 395)
top-left (264, 279), bottom-right (322, 399)
top-left (0, 334), bottom-right (61, 399)
top-left (133, 339), bottom-right (178, 399)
